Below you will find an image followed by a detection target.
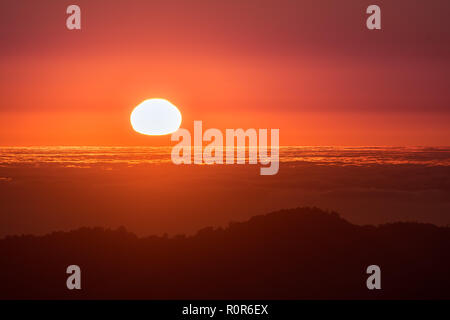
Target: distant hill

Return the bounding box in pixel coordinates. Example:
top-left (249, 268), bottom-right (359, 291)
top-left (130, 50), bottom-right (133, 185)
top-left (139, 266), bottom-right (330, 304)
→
top-left (1, 207), bottom-right (449, 299)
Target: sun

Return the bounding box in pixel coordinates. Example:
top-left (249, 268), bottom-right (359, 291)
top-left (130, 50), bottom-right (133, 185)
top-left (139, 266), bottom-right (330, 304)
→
top-left (130, 99), bottom-right (182, 135)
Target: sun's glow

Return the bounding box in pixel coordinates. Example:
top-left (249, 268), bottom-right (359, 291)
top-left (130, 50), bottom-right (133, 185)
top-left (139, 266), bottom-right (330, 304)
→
top-left (130, 99), bottom-right (182, 135)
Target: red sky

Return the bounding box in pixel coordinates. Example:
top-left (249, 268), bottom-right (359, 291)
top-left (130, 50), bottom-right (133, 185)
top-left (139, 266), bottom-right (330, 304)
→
top-left (0, 0), bottom-right (449, 146)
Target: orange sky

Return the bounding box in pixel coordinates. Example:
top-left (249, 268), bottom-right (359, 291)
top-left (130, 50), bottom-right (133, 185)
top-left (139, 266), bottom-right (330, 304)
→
top-left (0, 0), bottom-right (449, 146)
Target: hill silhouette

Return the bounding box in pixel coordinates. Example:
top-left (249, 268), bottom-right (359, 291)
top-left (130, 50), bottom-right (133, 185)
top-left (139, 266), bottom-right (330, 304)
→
top-left (1, 207), bottom-right (449, 299)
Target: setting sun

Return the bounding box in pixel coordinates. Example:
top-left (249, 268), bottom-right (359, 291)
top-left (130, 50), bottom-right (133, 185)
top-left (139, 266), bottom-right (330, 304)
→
top-left (130, 99), bottom-right (182, 136)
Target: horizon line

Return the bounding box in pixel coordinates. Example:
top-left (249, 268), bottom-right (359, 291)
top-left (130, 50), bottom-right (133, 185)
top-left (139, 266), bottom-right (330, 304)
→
top-left (1, 145), bottom-right (449, 148)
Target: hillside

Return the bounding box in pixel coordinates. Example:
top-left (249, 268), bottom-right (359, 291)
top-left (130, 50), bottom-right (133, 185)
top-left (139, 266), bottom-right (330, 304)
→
top-left (1, 207), bottom-right (449, 299)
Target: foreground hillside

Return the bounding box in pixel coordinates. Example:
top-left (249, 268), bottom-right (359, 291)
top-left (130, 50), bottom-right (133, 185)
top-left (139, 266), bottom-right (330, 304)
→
top-left (1, 207), bottom-right (449, 299)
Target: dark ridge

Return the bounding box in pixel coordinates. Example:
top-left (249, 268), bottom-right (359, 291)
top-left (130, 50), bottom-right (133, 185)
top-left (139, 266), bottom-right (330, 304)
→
top-left (1, 207), bottom-right (449, 299)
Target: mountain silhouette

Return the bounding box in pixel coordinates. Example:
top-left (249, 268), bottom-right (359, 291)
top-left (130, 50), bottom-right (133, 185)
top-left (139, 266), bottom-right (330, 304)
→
top-left (1, 207), bottom-right (449, 299)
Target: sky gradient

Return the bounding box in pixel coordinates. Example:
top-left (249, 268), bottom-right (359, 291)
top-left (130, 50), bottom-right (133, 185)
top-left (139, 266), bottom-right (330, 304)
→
top-left (1, 0), bottom-right (449, 146)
